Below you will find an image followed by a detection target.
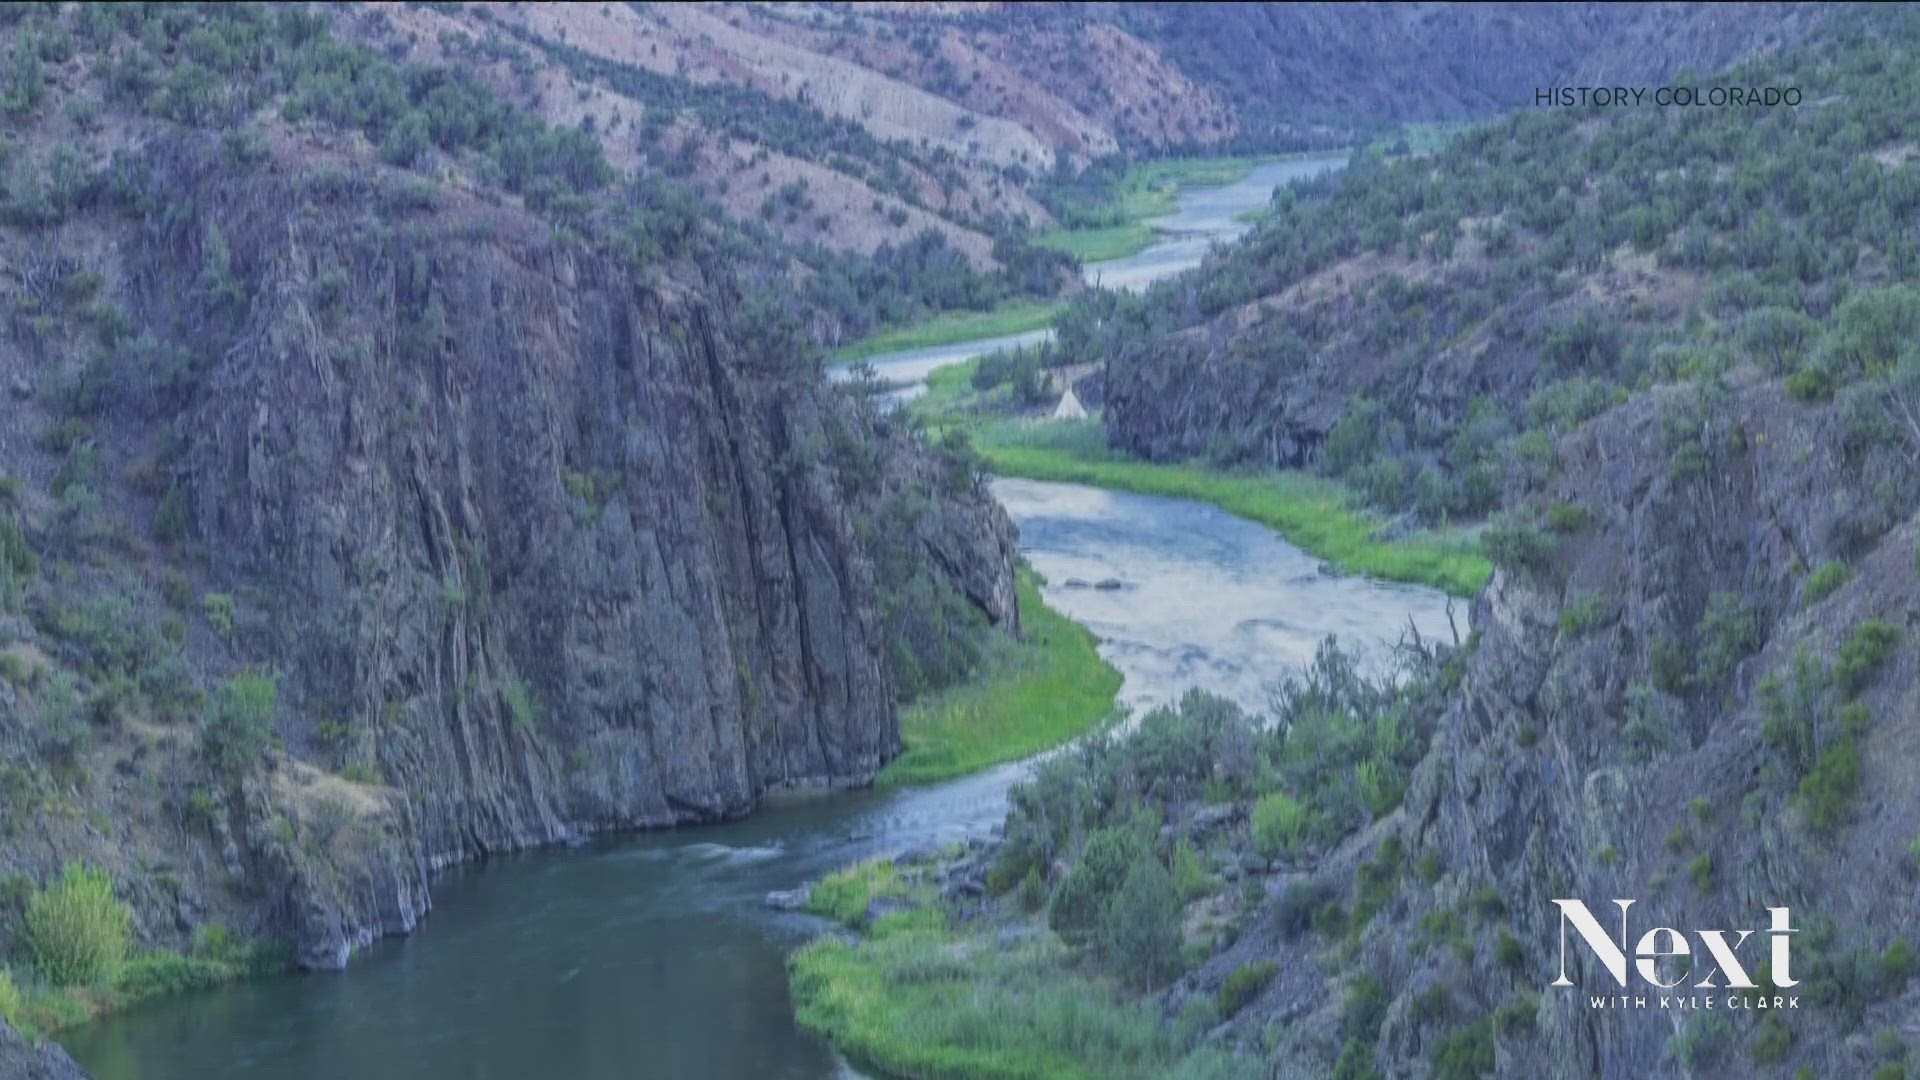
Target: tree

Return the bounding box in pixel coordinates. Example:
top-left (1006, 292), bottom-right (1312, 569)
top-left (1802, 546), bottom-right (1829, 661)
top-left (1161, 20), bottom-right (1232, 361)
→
top-left (381, 109), bottom-right (432, 169)
top-left (201, 671), bottom-right (277, 774)
top-left (1099, 858), bottom-right (1184, 989)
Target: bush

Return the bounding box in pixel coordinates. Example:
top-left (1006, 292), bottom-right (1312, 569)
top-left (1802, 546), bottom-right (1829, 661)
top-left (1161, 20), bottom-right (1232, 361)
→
top-left (1796, 740), bottom-right (1860, 831)
top-left (1252, 790), bottom-right (1308, 858)
top-left (1749, 1013), bottom-right (1791, 1063)
top-left (1480, 509), bottom-right (1553, 572)
top-left (200, 672), bottom-right (277, 774)
top-left (1430, 1019), bottom-right (1495, 1080)
top-left (1803, 561), bottom-right (1852, 604)
top-left (0, 966), bottom-right (19, 1029)
top-left (1495, 931), bottom-right (1524, 969)
top-left (19, 863), bottom-right (131, 986)
top-left (1099, 858), bottom-right (1184, 990)
top-left (1833, 621), bottom-right (1902, 697)
top-left (1048, 827), bottom-right (1147, 945)
top-left (1216, 961), bottom-right (1277, 1018)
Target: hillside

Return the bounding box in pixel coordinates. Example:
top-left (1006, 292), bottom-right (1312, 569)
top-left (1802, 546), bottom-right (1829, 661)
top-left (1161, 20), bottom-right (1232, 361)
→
top-left (790, 8), bottom-right (1920, 1080)
top-left (303, 4), bottom-right (1821, 284)
top-left (0, 0), bottom-right (1016, 1051)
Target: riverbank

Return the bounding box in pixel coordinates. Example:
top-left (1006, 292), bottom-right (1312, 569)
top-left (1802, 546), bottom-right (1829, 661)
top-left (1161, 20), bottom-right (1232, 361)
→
top-left (831, 301), bottom-right (1066, 364)
top-left (909, 353), bottom-right (1489, 597)
top-left (1034, 156), bottom-right (1282, 262)
top-left (3, 930), bottom-right (291, 1045)
top-left (970, 420), bottom-right (1489, 598)
top-left (880, 569), bottom-right (1122, 787)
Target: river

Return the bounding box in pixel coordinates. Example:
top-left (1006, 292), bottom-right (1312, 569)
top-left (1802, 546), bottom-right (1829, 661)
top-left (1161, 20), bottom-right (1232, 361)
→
top-left (833, 154), bottom-right (1345, 402)
top-left (59, 154), bottom-right (1448, 1080)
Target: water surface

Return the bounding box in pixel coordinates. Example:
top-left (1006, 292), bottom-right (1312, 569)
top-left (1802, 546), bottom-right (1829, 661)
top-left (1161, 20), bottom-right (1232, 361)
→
top-left (61, 479), bottom-right (1457, 1080)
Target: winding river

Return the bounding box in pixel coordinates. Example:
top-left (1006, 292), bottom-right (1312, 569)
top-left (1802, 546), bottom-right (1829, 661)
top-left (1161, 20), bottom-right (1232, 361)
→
top-left (58, 154), bottom-right (1446, 1080)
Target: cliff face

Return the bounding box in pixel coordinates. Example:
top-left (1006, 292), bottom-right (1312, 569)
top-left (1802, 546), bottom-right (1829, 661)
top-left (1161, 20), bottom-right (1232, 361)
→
top-left (0, 148), bottom-right (1017, 970)
top-left (1227, 377), bottom-right (1920, 1078)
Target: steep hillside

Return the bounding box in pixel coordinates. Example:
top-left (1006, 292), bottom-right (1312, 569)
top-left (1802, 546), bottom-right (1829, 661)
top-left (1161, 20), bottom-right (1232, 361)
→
top-left (1113, 2), bottom-right (1831, 144)
top-left (789, 9), bottom-right (1920, 1080)
top-left (1094, 4), bottom-right (1920, 527)
top-left (0, 1), bottom-right (1015, 1048)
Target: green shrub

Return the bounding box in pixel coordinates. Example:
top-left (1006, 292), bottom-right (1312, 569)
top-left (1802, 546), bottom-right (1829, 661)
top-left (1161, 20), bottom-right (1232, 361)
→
top-left (1833, 621), bottom-right (1902, 696)
top-left (0, 966), bottom-right (20, 1029)
top-left (202, 592), bottom-right (235, 640)
top-left (1495, 931), bottom-right (1524, 969)
top-left (1216, 960), bottom-right (1277, 1018)
top-left (1544, 502), bottom-right (1590, 533)
top-left (503, 678), bottom-right (537, 733)
top-left (200, 671), bottom-right (277, 774)
top-left (1430, 1019), bottom-right (1495, 1080)
top-left (1796, 739), bottom-right (1860, 831)
top-left (1171, 839), bottom-right (1218, 900)
top-left (1252, 790), bottom-right (1308, 858)
top-left (1784, 365), bottom-right (1831, 402)
top-left (1481, 509), bottom-right (1552, 571)
top-left (1557, 591), bottom-right (1607, 635)
top-left (1493, 991), bottom-right (1537, 1035)
top-left (19, 863), bottom-right (131, 986)
top-left (1099, 858), bottom-right (1184, 989)
top-left (1748, 1013), bottom-right (1791, 1063)
top-left (1688, 853), bottom-right (1713, 891)
top-left (1048, 828), bottom-right (1147, 945)
top-left (1803, 561), bottom-right (1852, 604)
top-left (1695, 591), bottom-right (1760, 684)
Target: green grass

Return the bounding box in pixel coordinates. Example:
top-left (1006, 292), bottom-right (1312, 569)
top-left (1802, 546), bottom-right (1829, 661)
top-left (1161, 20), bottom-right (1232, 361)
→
top-left (1035, 155), bottom-right (1276, 265)
top-left (807, 858), bottom-right (917, 927)
top-left (1033, 222), bottom-right (1159, 262)
top-left (789, 916), bottom-right (1260, 1080)
top-left (967, 420), bottom-right (1490, 598)
top-left (831, 300), bottom-right (1066, 363)
top-left (878, 569), bottom-right (1122, 786)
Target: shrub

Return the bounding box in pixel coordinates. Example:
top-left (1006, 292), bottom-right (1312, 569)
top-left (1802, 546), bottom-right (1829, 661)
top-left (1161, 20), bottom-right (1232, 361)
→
top-left (1749, 1013), bottom-right (1791, 1063)
top-left (1099, 858), bottom-right (1184, 989)
top-left (0, 966), bottom-right (19, 1028)
top-left (1688, 853), bottom-right (1713, 891)
top-left (1495, 931), bottom-right (1524, 969)
top-left (1544, 502), bottom-right (1590, 533)
top-left (1695, 591), bottom-right (1760, 684)
top-left (1275, 879), bottom-right (1334, 933)
top-left (1803, 561), bottom-right (1852, 604)
top-left (1481, 509), bottom-right (1552, 571)
top-left (1796, 740), bottom-right (1860, 830)
top-left (202, 592), bottom-right (235, 640)
top-left (200, 672), bottom-right (277, 774)
top-left (1430, 1019), bottom-right (1495, 1080)
top-left (1557, 591), bottom-right (1607, 635)
top-left (1833, 621), bottom-right (1902, 696)
top-left (1171, 839), bottom-right (1218, 900)
top-left (1493, 991), bottom-right (1538, 1035)
top-left (1216, 960), bottom-right (1277, 1018)
top-left (1252, 790), bottom-right (1308, 858)
top-left (19, 863), bottom-right (131, 986)
top-left (1048, 827), bottom-right (1147, 945)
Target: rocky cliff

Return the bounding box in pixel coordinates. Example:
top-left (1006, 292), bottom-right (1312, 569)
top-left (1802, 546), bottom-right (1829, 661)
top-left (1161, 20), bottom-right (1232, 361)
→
top-left (1, 48), bottom-right (1016, 1006)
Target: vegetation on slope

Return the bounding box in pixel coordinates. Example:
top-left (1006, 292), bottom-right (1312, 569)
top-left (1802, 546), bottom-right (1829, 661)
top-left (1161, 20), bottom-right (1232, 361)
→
top-left (794, 647), bottom-right (1452, 1080)
top-left (880, 568), bottom-right (1122, 786)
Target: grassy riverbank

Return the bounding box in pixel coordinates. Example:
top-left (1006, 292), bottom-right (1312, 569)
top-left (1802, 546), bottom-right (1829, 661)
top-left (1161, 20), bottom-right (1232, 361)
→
top-left (831, 301), bottom-right (1065, 364)
top-left (789, 861), bottom-right (1259, 1080)
top-left (970, 421), bottom-right (1488, 597)
top-left (880, 569), bottom-right (1122, 787)
top-left (2, 926), bottom-right (291, 1043)
top-left (1035, 155), bottom-right (1274, 264)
